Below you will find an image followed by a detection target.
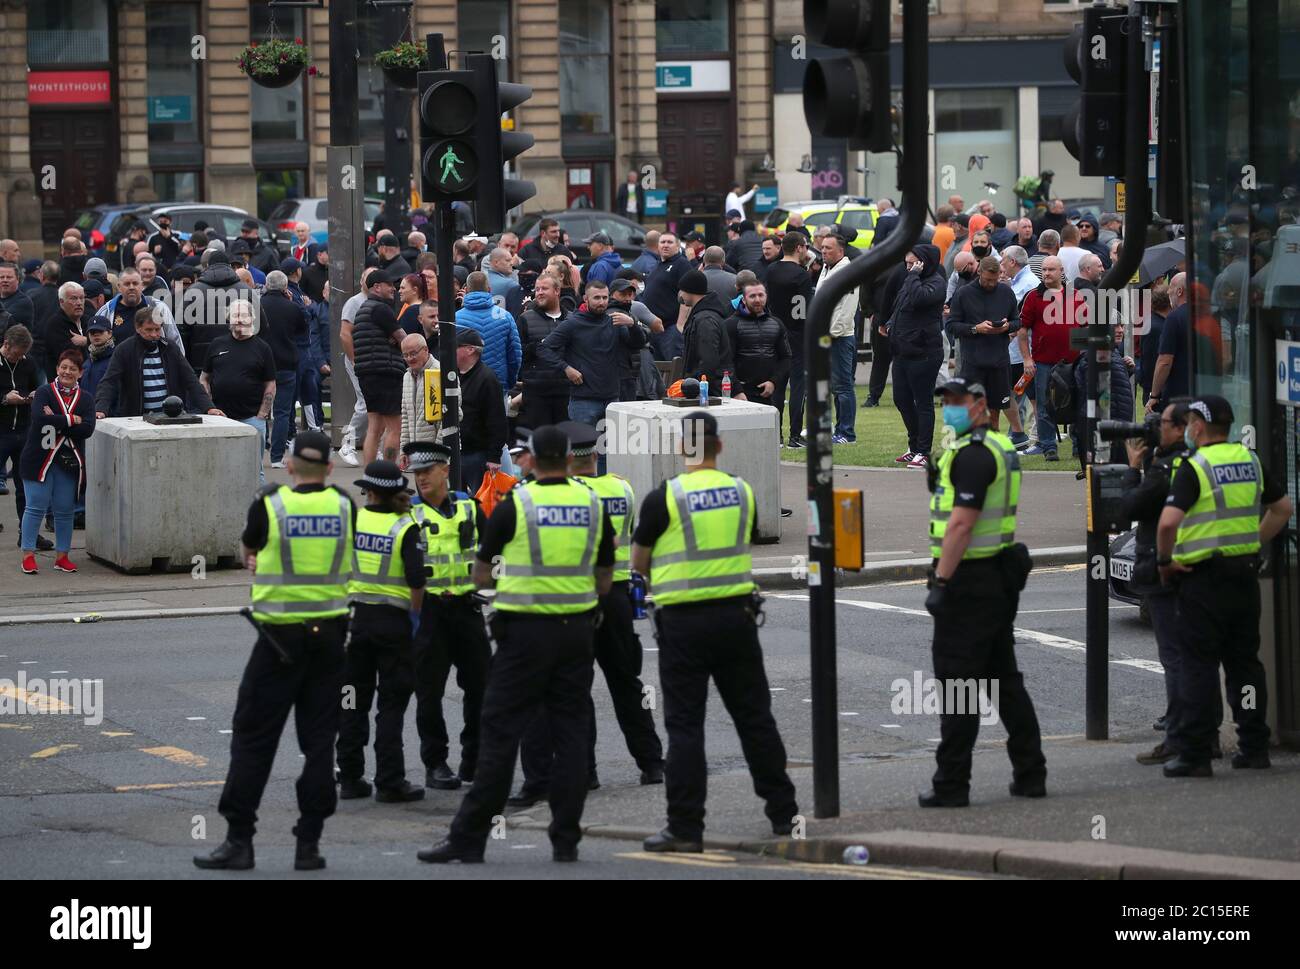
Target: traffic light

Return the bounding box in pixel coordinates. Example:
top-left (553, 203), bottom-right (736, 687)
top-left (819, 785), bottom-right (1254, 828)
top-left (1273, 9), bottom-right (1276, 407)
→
top-left (802, 0), bottom-right (892, 153)
top-left (467, 53), bottom-right (536, 236)
top-left (1062, 5), bottom-right (1128, 177)
top-left (418, 69), bottom-right (481, 203)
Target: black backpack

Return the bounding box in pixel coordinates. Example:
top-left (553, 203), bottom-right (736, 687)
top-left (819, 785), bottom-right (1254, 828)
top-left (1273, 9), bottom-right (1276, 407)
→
top-left (1047, 358), bottom-right (1082, 426)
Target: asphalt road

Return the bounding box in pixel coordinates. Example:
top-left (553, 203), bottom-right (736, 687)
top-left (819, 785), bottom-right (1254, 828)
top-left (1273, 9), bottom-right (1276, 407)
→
top-left (0, 564), bottom-right (1157, 878)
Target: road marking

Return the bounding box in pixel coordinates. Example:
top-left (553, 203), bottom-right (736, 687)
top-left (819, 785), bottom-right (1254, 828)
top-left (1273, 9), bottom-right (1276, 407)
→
top-left (614, 851), bottom-right (967, 879)
top-left (774, 595), bottom-right (1161, 675)
top-left (20, 661), bottom-right (36, 665)
top-left (0, 684), bottom-right (74, 713)
top-left (31, 744), bottom-right (79, 758)
top-left (770, 687), bottom-right (786, 692)
top-left (1019, 606), bottom-right (1136, 614)
top-left (49, 671), bottom-right (68, 674)
top-left (139, 746), bottom-right (209, 768)
top-left (100, 731), bottom-right (133, 737)
top-left (840, 711), bottom-right (859, 716)
top-left (0, 722), bottom-right (33, 730)
top-left (880, 723), bottom-right (901, 728)
top-left (218, 729), bottom-right (233, 735)
top-left (186, 717), bottom-right (207, 721)
top-left (114, 780), bottom-right (224, 792)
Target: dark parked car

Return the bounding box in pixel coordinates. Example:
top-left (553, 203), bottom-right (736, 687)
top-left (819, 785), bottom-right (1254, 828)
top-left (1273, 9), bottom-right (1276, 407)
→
top-left (1108, 527), bottom-right (1150, 624)
top-left (509, 209), bottom-right (649, 265)
top-left (99, 204), bottom-right (276, 267)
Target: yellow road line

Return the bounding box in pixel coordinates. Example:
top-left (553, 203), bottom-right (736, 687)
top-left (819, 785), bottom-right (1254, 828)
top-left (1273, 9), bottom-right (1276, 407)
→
top-left (0, 722), bottom-right (34, 730)
top-left (100, 731), bottom-right (133, 737)
top-left (0, 685), bottom-right (74, 714)
top-left (114, 780), bottom-right (225, 792)
top-left (30, 744), bottom-right (79, 759)
top-left (138, 746), bottom-right (208, 768)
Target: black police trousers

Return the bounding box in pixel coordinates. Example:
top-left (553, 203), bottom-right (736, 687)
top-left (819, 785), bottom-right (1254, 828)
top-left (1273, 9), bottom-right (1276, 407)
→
top-left (336, 603), bottom-right (416, 791)
top-left (413, 594), bottom-right (492, 775)
top-left (448, 611), bottom-right (596, 852)
top-left (1168, 557), bottom-right (1270, 763)
top-left (1146, 590), bottom-right (1224, 740)
top-left (656, 597), bottom-right (798, 841)
top-left (518, 583), bottom-right (664, 793)
top-left (218, 616), bottom-right (347, 842)
top-left (930, 558), bottom-right (1046, 798)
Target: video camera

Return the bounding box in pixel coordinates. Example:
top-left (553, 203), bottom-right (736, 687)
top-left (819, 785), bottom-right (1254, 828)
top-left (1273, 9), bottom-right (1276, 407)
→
top-left (1097, 416), bottom-right (1161, 449)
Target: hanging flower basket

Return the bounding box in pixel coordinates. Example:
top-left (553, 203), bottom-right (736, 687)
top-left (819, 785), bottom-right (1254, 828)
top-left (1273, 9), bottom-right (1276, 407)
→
top-left (238, 37), bottom-right (313, 88)
top-left (375, 40), bottom-right (429, 89)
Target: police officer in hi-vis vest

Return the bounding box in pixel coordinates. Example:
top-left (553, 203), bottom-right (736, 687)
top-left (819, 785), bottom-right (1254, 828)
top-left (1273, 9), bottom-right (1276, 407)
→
top-left (336, 459), bottom-right (427, 803)
top-left (923, 378), bottom-right (1045, 807)
top-left (1156, 394), bottom-right (1293, 777)
top-left (419, 424), bottom-right (615, 864)
top-left (403, 439), bottom-right (491, 790)
top-left (508, 423), bottom-right (664, 807)
top-left (631, 411), bottom-right (798, 853)
top-left (196, 431), bottom-right (353, 872)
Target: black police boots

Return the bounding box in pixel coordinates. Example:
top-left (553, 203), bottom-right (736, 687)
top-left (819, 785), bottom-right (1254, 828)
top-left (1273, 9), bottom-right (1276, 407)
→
top-left (917, 789), bottom-right (970, 808)
top-left (194, 838), bottom-right (254, 870)
top-left (639, 764), bottom-right (665, 785)
top-left (505, 787), bottom-right (547, 808)
top-left (417, 839), bottom-right (485, 864)
top-left (552, 844), bottom-right (579, 863)
top-left (426, 763), bottom-right (462, 790)
top-left (295, 840), bottom-right (326, 871)
top-left (643, 829), bottom-right (703, 853)
top-left (1162, 756), bottom-right (1213, 778)
top-left (1231, 750), bottom-right (1271, 769)
top-left (338, 777), bottom-right (373, 800)
top-left (1009, 780), bottom-right (1047, 798)
top-left (375, 780), bottom-right (425, 803)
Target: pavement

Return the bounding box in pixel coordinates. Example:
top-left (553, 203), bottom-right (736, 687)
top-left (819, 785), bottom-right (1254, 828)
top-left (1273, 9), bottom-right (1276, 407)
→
top-left (0, 458), bottom-right (1086, 624)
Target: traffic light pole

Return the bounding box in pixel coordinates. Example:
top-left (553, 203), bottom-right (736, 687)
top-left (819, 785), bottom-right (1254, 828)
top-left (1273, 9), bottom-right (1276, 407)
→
top-left (804, 0), bottom-right (928, 819)
top-left (1084, 5), bottom-right (1152, 741)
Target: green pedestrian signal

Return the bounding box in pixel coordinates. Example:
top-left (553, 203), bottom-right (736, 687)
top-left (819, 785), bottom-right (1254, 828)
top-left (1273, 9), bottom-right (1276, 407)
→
top-left (439, 145), bottom-right (465, 186)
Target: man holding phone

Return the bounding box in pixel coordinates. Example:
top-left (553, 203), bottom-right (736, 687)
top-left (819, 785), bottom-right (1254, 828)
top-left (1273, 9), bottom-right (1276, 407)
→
top-left (1, 325), bottom-right (44, 538)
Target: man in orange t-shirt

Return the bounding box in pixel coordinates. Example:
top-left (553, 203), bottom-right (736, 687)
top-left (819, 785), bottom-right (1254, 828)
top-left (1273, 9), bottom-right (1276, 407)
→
top-left (931, 205), bottom-right (956, 263)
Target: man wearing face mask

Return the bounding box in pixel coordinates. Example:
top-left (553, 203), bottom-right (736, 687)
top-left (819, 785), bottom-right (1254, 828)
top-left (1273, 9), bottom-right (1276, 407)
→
top-left (944, 251), bottom-right (978, 306)
top-left (922, 377), bottom-right (1045, 807)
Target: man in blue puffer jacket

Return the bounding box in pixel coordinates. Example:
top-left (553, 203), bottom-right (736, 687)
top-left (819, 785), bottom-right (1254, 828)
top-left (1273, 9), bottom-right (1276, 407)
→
top-left (455, 271), bottom-right (522, 391)
top-left (581, 232), bottom-right (624, 291)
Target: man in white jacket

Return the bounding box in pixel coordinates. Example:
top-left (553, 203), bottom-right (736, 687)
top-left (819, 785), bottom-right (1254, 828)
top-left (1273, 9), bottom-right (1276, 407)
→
top-left (817, 231), bottom-right (859, 443)
top-left (398, 332), bottom-right (453, 464)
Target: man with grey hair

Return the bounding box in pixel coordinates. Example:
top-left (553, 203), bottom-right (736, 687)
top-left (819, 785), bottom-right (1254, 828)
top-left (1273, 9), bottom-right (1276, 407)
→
top-left (1028, 228), bottom-right (1060, 280)
top-left (484, 246), bottom-right (522, 317)
top-left (259, 269), bottom-right (308, 468)
top-left (42, 282), bottom-right (90, 381)
top-left (94, 265), bottom-right (184, 351)
top-left (701, 246), bottom-right (738, 302)
top-left (398, 331), bottom-right (447, 458)
top-left (201, 298), bottom-right (277, 484)
top-left (0, 260), bottom-right (35, 337)
top-left (1074, 252), bottom-right (1104, 290)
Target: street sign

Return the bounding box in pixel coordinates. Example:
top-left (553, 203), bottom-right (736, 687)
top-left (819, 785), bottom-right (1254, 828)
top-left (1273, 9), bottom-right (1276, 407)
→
top-left (753, 186), bottom-right (779, 213)
top-left (148, 96), bottom-right (191, 123)
top-left (1115, 180), bottom-right (1126, 214)
top-left (655, 65), bottom-right (692, 88)
top-left (644, 189), bottom-right (668, 217)
top-left (1277, 340), bottom-right (1300, 404)
top-left (424, 369), bottom-right (443, 421)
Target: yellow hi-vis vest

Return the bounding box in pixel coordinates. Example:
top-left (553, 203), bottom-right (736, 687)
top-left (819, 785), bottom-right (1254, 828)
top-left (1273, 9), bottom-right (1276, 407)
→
top-left (251, 486), bottom-right (353, 624)
top-left (575, 473), bottom-right (636, 583)
top-left (650, 468), bottom-right (755, 606)
top-left (1173, 442), bottom-right (1262, 565)
top-left (410, 496), bottom-right (477, 596)
top-left (348, 507), bottom-right (418, 607)
top-left (495, 479), bottom-right (602, 614)
top-left (929, 428), bottom-right (1020, 560)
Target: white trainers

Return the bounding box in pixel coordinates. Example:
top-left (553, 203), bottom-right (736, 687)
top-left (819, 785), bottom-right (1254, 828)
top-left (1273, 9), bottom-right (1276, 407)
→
top-left (338, 428), bottom-right (360, 467)
top-left (270, 460), bottom-right (286, 470)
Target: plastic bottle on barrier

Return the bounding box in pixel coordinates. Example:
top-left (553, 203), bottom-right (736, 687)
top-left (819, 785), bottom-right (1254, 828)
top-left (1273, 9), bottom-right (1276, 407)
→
top-left (628, 572), bottom-right (648, 619)
top-left (698, 374), bottom-right (709, 405)
top-left (721, 371), bottom-right (732, 398)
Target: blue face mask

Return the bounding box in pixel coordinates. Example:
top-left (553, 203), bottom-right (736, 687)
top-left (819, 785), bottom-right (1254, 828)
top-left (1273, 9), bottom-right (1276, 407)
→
top-left (1184, 428), bottom-right (1197, 452)
top-left (943, 405), bottom-right (972, 435)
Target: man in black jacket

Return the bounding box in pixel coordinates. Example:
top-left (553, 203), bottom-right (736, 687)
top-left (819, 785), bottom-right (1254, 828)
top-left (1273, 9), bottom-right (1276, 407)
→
top-left (724, 221), bottom-right (765, 274)
top-left (41, 282), bottom-right (92, 382)
top-left (886, 244), bottom-right (946, 467)
top-left (764, 233), bottom-right (815, 445)
top-left (1, 325), bottom-right (41, 523)
top-left (537, 279), bottom-right (645, 471)
top-left (518, 218), bottom-right (575, 265)
top-left (724, 279), bottom-right (791, 421)
top-left (259, 271), bottom-right (308, 468)
top-left (1114, 399), bottom-right (1219, 763)
top-left (94, 307), bottom-right (219, 418)
top-left (185, 252), bottom-right (257, 371)
top-left (614, 171), bottom-right (646, 223)
top-left (146, 213), bottom-right (183, 270)
top-left (946, 255), bottom-right (1027, 447)
top-left (515, 273), bottom-right (571, 429)
top-left (374, 233), bottom-right (414, 281)
top-left (456, 328), bottom-right (507, 494)
top-left (641, 233), bottom-right (692, 359)
top-left (677, 270), bottom-right (733, 388)
top-left (237, 220), bottom-right (279, 274)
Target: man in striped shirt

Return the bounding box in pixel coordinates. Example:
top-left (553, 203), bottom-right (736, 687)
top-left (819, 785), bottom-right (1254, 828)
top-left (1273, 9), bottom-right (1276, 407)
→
top-left (95, 307), bottom-right (222, 419)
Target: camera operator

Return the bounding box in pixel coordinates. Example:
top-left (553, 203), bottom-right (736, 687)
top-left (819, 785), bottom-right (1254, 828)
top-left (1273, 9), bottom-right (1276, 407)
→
top-left (1114, 397), bottom-right (1219, 765)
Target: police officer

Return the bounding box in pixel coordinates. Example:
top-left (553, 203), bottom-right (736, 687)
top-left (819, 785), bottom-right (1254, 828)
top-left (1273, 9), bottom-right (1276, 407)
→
top-left (418, 424), bottom-right (614, 864)
top-left (337, 459), bottom-right (427, 802)
top-left (509, 427), bottom-right (534, 483)
top-left (404, 440), bottom-right (491, 789)
top-left (1156, 395), bottom-right (1293, 777)
top-left (195, 431), bottom-right (352, 871)
top-left (923, 378), bottom-right (1046, 806)
top-left (1117, 398), bottom-right (1221, 763)
top-left (631, 411), bottom-right (798, 852)
top-left (510, 423), bottom-right (664, 805)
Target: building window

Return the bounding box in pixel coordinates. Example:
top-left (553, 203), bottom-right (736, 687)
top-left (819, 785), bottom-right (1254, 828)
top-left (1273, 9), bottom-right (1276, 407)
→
top-left (560, 0), bottom-right (611, 136)
top-left (27, 0), bottom-right (110, 66)
top-left (934, 88), bottom-right (1017, 212)
top-left (153, 171), bottom-right (200, 203)
top-left (256, 170), bottom-right (306, 222)
top-left (250, 3), bottom-right (306, 144)
top-left (656, 0), bottom-right (729, 55)
top-left (356, 17), bottom-right (386, 148)
top-left (459, 0), bottom-right (512, 80)
top-left (147, 5), bottom-right (201, 147)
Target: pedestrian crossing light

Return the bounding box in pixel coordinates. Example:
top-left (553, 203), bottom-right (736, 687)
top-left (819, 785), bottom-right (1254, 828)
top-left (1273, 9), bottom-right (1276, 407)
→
top-left (418, 69), bottom-right (481, 202)
top-left (1062, 5), bottom-right (1128, 177)
top-left (802, 0), bottom-right (892, 153)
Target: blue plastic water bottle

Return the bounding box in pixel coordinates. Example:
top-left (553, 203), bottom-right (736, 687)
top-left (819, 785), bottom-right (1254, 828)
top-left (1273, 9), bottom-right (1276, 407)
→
top-left (698, 374), bottom-right (709, 405)
top-left (629, 572), bottom-right (648, 619)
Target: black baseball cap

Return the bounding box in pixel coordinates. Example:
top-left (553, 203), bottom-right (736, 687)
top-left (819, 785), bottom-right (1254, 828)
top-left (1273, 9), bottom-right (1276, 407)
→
top-left (291, 430), bottom-right (332, 464)
top-left (456, 328), bottom-right (484, 348)
top-left (240, 219), bottom-right (260, 232)
top-left (528, 424), bottom-right (570, 462)
top-left (935, 377), bottom-right (986, 399)
top-left (1187, 394), bottom-right (1234, 425)
top-left (610, 277), bottom-right (637, 293)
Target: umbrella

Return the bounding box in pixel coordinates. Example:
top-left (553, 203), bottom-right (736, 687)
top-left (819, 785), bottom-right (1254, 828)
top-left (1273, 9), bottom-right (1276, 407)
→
top-left (1138, 237), bottom-right (1187, 286)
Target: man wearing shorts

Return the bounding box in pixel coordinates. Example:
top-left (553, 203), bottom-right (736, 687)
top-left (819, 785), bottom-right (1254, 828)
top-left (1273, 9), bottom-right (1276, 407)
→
top-left (350, 270), bottom-right (410, 464)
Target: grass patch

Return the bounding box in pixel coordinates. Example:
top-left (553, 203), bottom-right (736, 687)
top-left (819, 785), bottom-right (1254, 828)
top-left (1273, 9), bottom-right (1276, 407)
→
top-left (779, 386), bottom-right (1075, 471)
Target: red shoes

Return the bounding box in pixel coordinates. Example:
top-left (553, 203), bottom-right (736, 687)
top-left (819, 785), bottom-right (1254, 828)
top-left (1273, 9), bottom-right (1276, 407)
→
top-left (21, 553), bottom-right (37, 574)
top-left (54, 555), bottom-right (77, 573)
